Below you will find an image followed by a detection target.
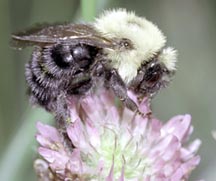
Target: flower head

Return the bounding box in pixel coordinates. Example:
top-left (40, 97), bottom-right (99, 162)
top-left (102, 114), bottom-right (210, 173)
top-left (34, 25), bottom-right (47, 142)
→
top-left (36, 90), bottom-right (201, 180)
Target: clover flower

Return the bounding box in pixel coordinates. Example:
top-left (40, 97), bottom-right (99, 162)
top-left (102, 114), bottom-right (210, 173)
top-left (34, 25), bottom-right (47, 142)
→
top-left (35, 90), bottom-right (201, 180)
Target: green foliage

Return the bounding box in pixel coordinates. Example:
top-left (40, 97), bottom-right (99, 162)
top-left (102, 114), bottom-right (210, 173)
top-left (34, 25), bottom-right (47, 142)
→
top-left (81, 0), bottom-right (98, 21)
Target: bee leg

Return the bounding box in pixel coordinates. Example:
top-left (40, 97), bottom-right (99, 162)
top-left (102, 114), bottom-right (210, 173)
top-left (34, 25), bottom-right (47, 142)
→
top-left (54, 91), bottom-right (69, 126)
top-left (129, 69), bottom-right (145, 92)
top-left (54, 92), bottom-right (74, 152)
top-left (55, 72), bottom-right (91, 130)
top-left (108, 69), bottom-right (138, 112)
top-left (66, 72), bottom-right (92, 95)
top-left (53, 72), bottom-right (92, 152)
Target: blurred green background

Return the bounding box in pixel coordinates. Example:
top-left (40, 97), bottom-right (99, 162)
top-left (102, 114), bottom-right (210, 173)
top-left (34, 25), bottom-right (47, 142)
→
top-left (0, 0), bottom-right (216, 180)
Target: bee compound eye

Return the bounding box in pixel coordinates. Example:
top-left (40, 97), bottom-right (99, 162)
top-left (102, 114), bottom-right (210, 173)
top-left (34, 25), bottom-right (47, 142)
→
top-left (144, 63), bottom-right (163, 87)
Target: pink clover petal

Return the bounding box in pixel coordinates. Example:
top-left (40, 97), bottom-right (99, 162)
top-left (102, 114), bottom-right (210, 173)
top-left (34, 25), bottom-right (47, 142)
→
top-left (99, 90), bottom-right (116, 108)
top-left (81, 95), bottom-right (105, 122)
top-left (118, 165), bottom-right (125, 181)
top-left (149, 135), bottom-right (177, 161)
top-left (127, 90), bottom-right (151, 115)
top-left (104, 106), bottom-right (120, 127)
top-left (66, 120), bottom-right (88, 149)
top-left (138, 97), bottom-right (152, 115)
top-left (106, 161), bottom-right (114, 181)
top-left (180, 115), bottom-right (193, 141)
top-left (38, 147), bottom-right (56, 163)
top-left (159, 136), bottom-right (181, 161)
top-left (147, 118), bottom-right (162, 142)
top-left (85, 118), bottom-right (101, 148)
top-left (67, 96), bottom-right (80, 123)
top-left (36, 122), bottom-right (61, 142)
top-left (187, 139), bottom-right (202, 154)
top-left (171, 156), bottom-right (200, 181)
top-left (127, 90), bottom-right (139, 104)
top-left (181, 139), bottom-right (202, 161)
top-left (67, 148), bottom-right (84, 174)
top-left (96, 159), bottom-right (105, 176)
top-left (132, 116), bottom-right (148, 142)
top-left (36, 135), bottom-right (54, 148)
top-left (121, 107), bottom-right (135, 126)
top-left (162, 114), bottom-right (192, 143)
top-left (38, 147), bottom-right (69, 170)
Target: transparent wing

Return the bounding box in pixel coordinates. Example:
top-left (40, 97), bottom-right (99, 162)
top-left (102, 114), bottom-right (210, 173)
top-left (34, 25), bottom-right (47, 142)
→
top-left (11, 23), bottom-right (114, 49)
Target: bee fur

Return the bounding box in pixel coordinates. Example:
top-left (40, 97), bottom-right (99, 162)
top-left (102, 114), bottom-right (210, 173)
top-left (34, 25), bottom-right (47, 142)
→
top-left (12, 9), bottom-right (177, 120)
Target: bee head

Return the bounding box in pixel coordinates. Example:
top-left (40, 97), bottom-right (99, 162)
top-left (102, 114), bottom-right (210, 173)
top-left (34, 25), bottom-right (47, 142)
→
top-left (94, 9), bottom-right (177, 83)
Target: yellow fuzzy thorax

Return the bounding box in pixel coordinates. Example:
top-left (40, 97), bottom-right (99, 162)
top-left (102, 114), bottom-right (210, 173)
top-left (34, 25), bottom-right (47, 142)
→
top-left (94, 9), bottom-right (168, 83)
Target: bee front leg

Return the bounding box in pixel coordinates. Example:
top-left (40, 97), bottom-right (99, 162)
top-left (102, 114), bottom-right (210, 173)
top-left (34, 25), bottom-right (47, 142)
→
top-left (108, 69), bottom-right (138, 112)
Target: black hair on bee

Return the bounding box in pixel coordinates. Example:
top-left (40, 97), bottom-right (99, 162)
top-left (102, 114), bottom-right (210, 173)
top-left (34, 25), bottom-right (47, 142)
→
top-left (25, 43), bottom-right (101, 115)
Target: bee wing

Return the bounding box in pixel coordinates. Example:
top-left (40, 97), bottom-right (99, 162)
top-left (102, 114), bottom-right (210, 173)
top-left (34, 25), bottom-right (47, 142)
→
top-left (11, 23), bottom-right (114, 49)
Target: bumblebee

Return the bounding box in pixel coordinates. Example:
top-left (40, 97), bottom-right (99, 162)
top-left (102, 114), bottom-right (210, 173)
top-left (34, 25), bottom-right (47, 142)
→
top-left (12, 9), bottom-right (177, 116)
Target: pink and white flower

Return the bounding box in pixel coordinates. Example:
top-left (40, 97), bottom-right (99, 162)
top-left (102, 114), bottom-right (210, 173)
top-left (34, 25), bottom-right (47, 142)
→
top-left (36, 90), bottom-right (201, 180)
